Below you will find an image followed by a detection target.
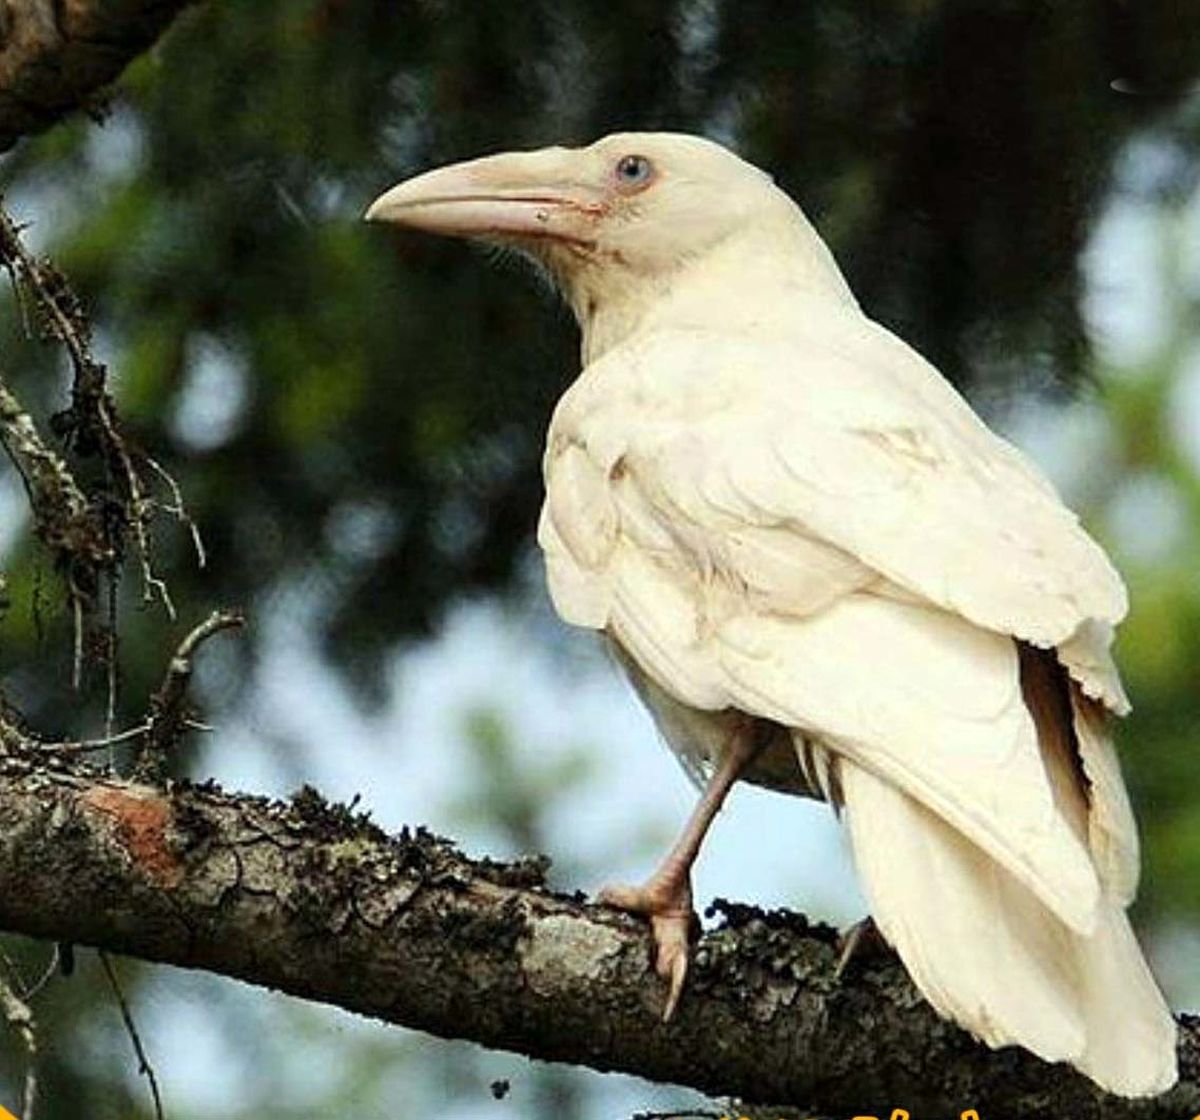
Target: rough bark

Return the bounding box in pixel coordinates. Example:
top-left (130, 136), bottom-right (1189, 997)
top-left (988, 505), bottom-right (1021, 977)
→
top-left (0, 0), bottom-right (197, 151)
top-left (0, 750), bottom-right (1194, 1120)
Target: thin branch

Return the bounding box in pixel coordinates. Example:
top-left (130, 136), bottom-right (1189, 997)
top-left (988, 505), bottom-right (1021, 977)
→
top-left (70, 581), bottom-right (84, 691)
top-left (139, 609), bottom-right (244, 774)
top-left (0, 204), bottom-right (175, 619)
top-left (168, 608), bottom-right (245, 666)
top-left (0, 704), bottom-right (150, 756)
top-left (144, 454), bottom-right (207, 571)
top-left (31, 723), bottom-right (150, 756)
top-left (0, 211), bottom-right (90, 374)
top-left (99, 952), bottom-right (164, 1120)
top-left (0, 969), bottom-right (38, 1120)
top-left (0, 611), bottom-right (241, 768)
top-left (20, 946), bottom-right (61, 1003)
top-left (96, 394), bottom-right (173, 617)
top-left (105, 570), bottom-right (119, 739)
top-left (0, 372), bottom-right (108, 565)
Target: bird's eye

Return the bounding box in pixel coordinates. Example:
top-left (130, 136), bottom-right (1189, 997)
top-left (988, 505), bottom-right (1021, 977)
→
top-left (614, 154), bottom-right (654, 190)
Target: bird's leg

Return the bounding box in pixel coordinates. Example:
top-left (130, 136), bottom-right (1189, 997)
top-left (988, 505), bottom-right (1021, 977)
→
top-left (599, 722), bottom-right (766, 1020)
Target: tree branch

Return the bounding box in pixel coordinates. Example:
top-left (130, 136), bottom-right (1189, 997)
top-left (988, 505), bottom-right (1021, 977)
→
top-left (0, 370), bottom-right (109, 566)
top-left (138, 608), bottom-right (244, 776)
top-left (0, 753), bottom-right (1194, 1119)
top-left (0, 0), bottom-right (199, 151)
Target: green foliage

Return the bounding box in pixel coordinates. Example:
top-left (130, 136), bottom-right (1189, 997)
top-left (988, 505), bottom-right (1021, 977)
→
top-left (1084, 201), bottom-right (1200, 928)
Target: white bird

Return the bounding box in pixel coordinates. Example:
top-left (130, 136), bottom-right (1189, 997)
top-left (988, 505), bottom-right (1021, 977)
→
top-left (366, 132), bottom-right (1178, 1097)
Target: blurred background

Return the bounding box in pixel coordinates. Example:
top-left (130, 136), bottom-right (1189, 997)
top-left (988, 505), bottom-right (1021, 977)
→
top-left (0, 2), bottom-right (1199, 1117)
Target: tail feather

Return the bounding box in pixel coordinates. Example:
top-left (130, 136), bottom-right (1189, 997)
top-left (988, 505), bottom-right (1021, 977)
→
top-left (840, 760), bottom-right (1082, 1059)
top-left (1073, 899), bottom-right (1178, 1096)
top-left (838, 755), bottom-right (1177, 1097)
top-left (1070, 683), bottom-right (1140, 906)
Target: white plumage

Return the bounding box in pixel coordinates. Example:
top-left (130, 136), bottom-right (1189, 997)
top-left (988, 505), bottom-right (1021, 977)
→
top-left (367, 131), bottom-right (1177, 1097)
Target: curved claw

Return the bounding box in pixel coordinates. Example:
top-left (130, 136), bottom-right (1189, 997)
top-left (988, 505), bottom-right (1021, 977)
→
top-left (651, 913), bottom-right (692, 1021)
top-left (598, 879), bottom-right (696, 1019)
top-left (835, 915), bottom-right (888, 979)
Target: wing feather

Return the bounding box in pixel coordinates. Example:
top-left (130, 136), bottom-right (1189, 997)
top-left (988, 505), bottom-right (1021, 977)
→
top-left (713, 594), bottom-right (1100, 933)
top-left (540, 313), bottom-right (1134, 936)
top-left (548, 315), bottom-right (1126, 653)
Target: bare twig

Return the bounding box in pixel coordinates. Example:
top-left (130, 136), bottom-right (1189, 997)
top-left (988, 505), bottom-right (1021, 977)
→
top-left (97, 396), bottom-right (174, 618)
top-left (138, 609), bottom-right (245, 776)
top-left (5, 248), bottom-right (31, 338)
top-left (0, 204), bottom-right (175, 619)
top-left (20, 946), bottom-right (61, 1003)
top-left (0, 970), bottom-right (38, 1120)
top-left (71, 588), bottom-right (84, 690)
top-left (0, 690), bottom-right (149, 758)
top-left (106, 571), bottom-right (119, 740)
top-left (169, 609), bottom-right (245, 665)
top-left (99, 952), bottom-right (164, 1120)
top-left (32, 723), bottom-right (150, 756)
top-left (144, 454), bottom-right (207, 570)
top-left (0, 196), bottom-right (218, 790)
top-left (0, 608), bottom-right (243, 768)
top-left (0, 372), bottom-right (108, 565)
top-left (0, 209), bottom-right (91, 376)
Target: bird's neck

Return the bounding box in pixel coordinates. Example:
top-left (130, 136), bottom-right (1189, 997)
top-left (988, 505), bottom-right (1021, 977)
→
top-left (574, 216), bottom-right (858, 366)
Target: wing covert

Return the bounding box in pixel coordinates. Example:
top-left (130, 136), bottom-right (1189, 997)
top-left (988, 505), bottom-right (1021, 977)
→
top-left (546, 314), bottom-right (1127, 654)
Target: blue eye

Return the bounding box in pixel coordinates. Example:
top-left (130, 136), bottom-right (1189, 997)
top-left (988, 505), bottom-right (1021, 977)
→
top-left (615, 154), bottom-right (653, 188)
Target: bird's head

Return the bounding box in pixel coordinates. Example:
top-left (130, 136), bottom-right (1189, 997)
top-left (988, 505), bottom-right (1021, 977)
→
top-left (366, 132), bottom-right (853, 355)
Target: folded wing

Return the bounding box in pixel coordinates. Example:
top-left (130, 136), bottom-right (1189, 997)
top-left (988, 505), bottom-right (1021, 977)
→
top-left (540, 310), bottom-right (1137, 934)
top-left (562, 314), bottom-right (1122, 637)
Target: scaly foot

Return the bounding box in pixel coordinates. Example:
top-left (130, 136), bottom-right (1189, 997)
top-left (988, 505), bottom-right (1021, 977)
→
top-left (599, 877), bottom-right (696, 1020)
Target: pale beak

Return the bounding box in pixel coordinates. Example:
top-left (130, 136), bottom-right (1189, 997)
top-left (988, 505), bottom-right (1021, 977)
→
top-left (364, 147), bottom-right (603, 245)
